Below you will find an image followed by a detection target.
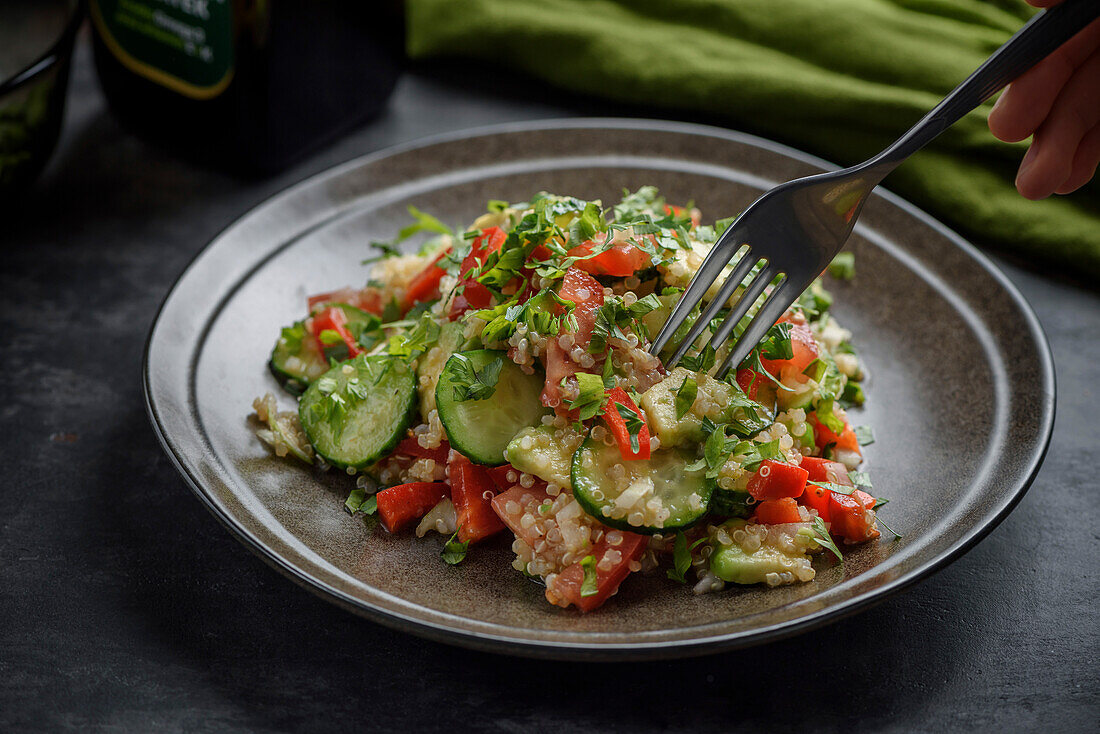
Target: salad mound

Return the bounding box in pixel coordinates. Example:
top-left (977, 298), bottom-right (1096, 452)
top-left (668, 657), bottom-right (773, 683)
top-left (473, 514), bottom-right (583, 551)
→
top-left (252, 187), bottom-right (887, 612)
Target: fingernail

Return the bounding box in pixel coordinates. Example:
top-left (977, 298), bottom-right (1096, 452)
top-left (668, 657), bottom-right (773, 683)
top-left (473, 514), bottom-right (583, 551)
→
top-left (1016, 141), bottom-right (1039, 186)
top-left (990, 91), bottom-right (1005, 117)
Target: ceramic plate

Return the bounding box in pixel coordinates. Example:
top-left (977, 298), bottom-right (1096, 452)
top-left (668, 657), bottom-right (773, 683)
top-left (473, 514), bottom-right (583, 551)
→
top-left (144, 120), bottom-right (1054, 659)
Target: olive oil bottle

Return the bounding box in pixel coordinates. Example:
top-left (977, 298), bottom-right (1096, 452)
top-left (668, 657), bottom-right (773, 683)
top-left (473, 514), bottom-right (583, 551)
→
top-left (90, 0), bottom-right (403, 174)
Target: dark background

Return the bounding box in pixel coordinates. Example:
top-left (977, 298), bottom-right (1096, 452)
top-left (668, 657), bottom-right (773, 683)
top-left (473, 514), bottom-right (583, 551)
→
top-left (2, 34), bottom-right (1097, 732)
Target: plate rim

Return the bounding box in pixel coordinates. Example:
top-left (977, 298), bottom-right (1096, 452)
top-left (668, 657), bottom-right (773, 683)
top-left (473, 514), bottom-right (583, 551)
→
top-left (143, 117), bottom-right (1056, 660)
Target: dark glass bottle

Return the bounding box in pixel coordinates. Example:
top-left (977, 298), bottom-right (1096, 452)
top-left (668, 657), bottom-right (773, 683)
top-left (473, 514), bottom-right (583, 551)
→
top-left (89, 0), bottom-right (403, 175)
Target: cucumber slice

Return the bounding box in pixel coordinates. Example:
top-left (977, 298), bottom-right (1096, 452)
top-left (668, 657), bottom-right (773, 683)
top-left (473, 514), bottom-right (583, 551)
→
top-left (269, 304), bottom-right (381, 395)
top-left (709, 489), bottom-right (754, 519)
top-left (571, 438), bottom-right (714, 534)
top-left (435, 349), bottom-right (549, 465)
top-left (298, 354), bottom-right (416, 469)
top-left (269, 321), bottom-right (329, 395)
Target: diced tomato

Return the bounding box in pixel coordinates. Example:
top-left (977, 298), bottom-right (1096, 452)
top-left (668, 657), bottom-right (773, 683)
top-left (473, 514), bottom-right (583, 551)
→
top-left (800, 456), bottom-right (853, 485)
top-left (760, 315), bottom-right (819, 378)
top-left (541, 339), bottom-right (581, 412)
top-left (602, 387), bottom-right (651, 461)
top-left (746, 460), bottom-right (808, 501)
top-left (567, 234), bottom-right (651, 277)
top-left (541, 268), bottom-right (607, 411)
top-left (798, 457), bottom-right (855, 522)
top-left (491, 484), bottom-right (553, 547)
top-left (402, 249), bottom-right (450, 312)
top-left (556, 267), bottom-right (604, 316)
top-left (492, 484), bottom-right (646, 612)
top-left (828, 489), bottom-right (880, 543)
top-left (487, 463), bottom-right (521, 493)
top-left (448, 227), bottom-right (507, 319)
top-left (393, 436), bottom-right (450, 465)
top-left (809, 414), bottom-right (862, 454)
top-left (309, 306), bottom-right (363, 358)
top-left (735, 368), bottom-right (767, 401)
top-left (753, 497), bottom-right (803, 525)
top-left (800, 483), bottom-right (832, 521)
top-left (545, 531), bottom-right (647, 612)
top-left (447, 454), bottom-right (506, 544)
top-left (376, 482), bottom-right (450, 533)
top-left (308, 287), bottom-right (384, 315)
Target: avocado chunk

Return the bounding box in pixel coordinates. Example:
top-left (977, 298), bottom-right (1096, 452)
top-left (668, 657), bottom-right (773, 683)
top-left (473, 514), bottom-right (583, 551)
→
top-left (709, 520), bottom-right (818, 586)
top-left (640, 367), bottom-right (771, 448)
top-left (504, 425), bottom-right (580, 490)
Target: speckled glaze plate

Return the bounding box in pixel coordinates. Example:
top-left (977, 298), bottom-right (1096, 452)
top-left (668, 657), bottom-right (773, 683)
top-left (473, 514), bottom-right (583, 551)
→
top-left (144, 120), bottom-right (1054, 659)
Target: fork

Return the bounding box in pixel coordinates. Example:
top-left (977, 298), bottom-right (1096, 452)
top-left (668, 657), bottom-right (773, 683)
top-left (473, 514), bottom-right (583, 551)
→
top-left (650, 0), bottom-right (1100, 378)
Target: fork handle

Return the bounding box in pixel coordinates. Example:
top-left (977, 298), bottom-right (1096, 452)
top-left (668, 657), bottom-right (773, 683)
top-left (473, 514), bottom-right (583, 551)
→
top-left (869, 0), bottom-right (1100, 175)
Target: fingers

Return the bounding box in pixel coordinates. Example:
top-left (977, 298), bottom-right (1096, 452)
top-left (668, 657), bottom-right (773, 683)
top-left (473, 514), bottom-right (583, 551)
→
top-left (989, 17), bottom-right (1100, 142)
top-left (1054, 124), bottom-right (1100, 194)
top-left (1015, 49), bottom-right (1100, 199)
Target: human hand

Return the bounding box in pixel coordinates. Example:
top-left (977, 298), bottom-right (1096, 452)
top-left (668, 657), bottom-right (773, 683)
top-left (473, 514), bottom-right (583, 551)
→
top-left (987, 0), bottom-right (1100, 199)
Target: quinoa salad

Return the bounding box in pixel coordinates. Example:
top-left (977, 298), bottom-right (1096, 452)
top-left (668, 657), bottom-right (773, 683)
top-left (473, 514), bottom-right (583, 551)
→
top-left (252, 188), bottom-right (889, 612)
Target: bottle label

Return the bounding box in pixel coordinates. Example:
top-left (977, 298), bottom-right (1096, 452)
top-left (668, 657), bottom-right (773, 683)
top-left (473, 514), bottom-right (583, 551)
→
top-left (90, 0), bottom-right (234, 100)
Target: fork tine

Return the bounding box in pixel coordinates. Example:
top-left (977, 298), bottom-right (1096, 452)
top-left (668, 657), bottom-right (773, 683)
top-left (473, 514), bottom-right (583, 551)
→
top-left (715, 277), bottom-right (793, 379)
top-left (666, 249), bottom-right (758, 367)
top-left (648, 238), bottom-right (745, 356)
top-left (697, 262), bottom-right (776, 362)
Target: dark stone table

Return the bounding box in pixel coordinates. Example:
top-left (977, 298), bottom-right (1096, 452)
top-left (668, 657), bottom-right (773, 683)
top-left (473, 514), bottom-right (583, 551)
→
top-left (3, 36), bottom-right (1097, 732)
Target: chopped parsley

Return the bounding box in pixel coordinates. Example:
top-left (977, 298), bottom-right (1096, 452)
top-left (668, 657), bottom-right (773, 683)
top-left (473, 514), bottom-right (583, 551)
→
top-left (680, 345), bottom-right (716, 373)
top-left (848, 470), bottom-right (872, 489)
top-left (344, 489), bottom-right (377, 516)
top-left (811, 516), bottom-right (843, 562)
top-left (674, 376), bottom-right (698, 420)
top-left (814, 399), bottom-right (846, 435)
top-left (579, 554), bottom-right (599, 596)
top-left (809, 480), bottom-right (856, 496)
top-left (442, 531), bottom-right (470, 565)
top-left (386, 312), bottom-right (441, 361)
top-left (361, 241), bottom-right (402, 265)
top-left (398, 205), bottom-right (455, 242)
top-left (853, 425), bottom-right (875, 446)
top-left (759, 321), bottom-right (793, 361)
top-left (877, 516), bottom-right (902, 540)
top-left (666, 532), bottom-right (707, 583)
top-left (565, 372), bottom-right (607, 420)
top-left (614, 400), bottom-right (646, 453)
top-left (445, 353), bottom-right (504, 402)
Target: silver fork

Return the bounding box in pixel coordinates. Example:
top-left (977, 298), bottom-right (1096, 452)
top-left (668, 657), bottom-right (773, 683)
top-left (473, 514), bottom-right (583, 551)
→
top-left (650, 0), bottom-right (1099, 378)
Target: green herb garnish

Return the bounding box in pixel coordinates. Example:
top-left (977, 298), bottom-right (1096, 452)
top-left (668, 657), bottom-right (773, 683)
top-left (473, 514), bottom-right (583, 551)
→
top-left (853, 425), bottom-right (875, 446)
top-left (674, 376), bottom-right (698, 420)
top-left (614, 400), bottom-right (646, 453)
top-left (565, 372), bottom-right (607, 420)
top-left (579, 554), bottom-right (599, 596)
top-left (442, 531), bottom-right (470, 565)
top-left (445, 353), bottom-right (504, 402)
top-left (811, 516), bottom-right (843, 561)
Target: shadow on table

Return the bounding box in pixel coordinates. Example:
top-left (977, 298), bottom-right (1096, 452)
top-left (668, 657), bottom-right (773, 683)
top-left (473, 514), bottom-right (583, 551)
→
top-left (85, 406), bottom-right (1003, 733)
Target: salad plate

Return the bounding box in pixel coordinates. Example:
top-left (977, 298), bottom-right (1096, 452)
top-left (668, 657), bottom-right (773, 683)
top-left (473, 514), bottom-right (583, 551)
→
top-left (144, 119), bottom-right (1054, 659)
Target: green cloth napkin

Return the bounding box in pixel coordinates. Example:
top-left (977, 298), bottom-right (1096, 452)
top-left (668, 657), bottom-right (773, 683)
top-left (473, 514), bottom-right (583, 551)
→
top-left (407, 0), bottom-right (1100, 280)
